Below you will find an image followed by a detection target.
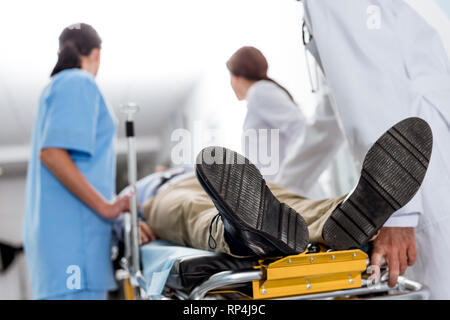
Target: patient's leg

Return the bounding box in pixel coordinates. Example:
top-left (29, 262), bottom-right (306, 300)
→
top-left (266, 182), bottom-right (347, 245)
top-left (143, 117), bottom-right (432, 257)
top-left (141, 176), bottom-right (346, 257)
top-left (142, 177), bottom-right (234, 255)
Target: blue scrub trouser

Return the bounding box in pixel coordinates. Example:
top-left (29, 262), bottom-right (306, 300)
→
top-left (42, 290), bottom-right (108, 300)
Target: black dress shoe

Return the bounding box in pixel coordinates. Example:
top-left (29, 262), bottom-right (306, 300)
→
top-left (196, 146), bottom-right (309, 257)
top-left (323, 117), bottom-right (433, 250)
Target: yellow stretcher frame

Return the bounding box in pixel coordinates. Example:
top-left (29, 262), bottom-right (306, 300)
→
top-left (252, 249), bottom-right (367, 299)
top-left (120, 244), bottom-right (429, 300)
top-left (123, 278), bottom-right (135, 300)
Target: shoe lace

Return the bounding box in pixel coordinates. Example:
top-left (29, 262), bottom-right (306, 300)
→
top-left (208, 213), bottom-right (222, 250)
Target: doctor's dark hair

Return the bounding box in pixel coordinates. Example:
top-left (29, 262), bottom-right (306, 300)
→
top-left (50, 23), bottom-right (102, 77)
top-left (226, 46), bottom-right (294, 102)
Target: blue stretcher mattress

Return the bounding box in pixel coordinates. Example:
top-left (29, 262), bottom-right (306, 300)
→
top-left (140, 240), bottom-right (214, 295)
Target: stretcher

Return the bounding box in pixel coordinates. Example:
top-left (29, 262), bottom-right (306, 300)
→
top-left (118, 239), bottom-right (429, 300)
top-left (116, 105), bottom-right (429, 301)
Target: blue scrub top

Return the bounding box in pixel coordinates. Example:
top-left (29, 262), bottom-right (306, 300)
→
top-left (23, 69), bottom-right (118, 299)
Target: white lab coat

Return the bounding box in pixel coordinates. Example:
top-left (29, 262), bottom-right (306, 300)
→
top-left (242, 80), bottom-right (325, 199)
top-left (277, 0), bottom-right (450, 298)
top-left (274, 74), bottom-right (347, 198)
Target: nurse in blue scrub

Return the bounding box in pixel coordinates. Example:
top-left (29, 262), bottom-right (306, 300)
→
top-left (23, 23), bottom-right (131, 300)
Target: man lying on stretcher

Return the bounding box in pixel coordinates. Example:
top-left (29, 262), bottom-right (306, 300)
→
top-left (116, 118), bottom-right (432, 288)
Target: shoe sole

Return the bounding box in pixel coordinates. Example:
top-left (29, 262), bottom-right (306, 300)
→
top-left (196, 147), bottom-right (309, 256)
top-left (323, 117), bottom-right (433, 250)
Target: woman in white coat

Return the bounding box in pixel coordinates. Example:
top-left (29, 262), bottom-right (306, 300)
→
top-left (277, 0), bottom-right (450, 298)
top-left (226, 46), bottom-right (325, 198)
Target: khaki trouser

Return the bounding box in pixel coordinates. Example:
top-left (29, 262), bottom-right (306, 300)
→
top-left (142, 177), bottom-right (346, 257)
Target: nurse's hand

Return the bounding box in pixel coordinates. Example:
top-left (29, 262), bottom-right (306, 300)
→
top-left (370, 227), bottom-right (417, 288)
top-left (139, 221), bottom-right (156, 245)
top-left (100, 194), bottom-right (132, 219)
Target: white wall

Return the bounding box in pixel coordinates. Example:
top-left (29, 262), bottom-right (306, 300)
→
top-left (0, 174), bottom-right (30, 299)
top-left (0, 175), bottom-right (26, 245)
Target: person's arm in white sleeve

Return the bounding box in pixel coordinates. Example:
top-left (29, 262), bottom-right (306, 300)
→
top-left (383, 213), bottom-right (420, 227)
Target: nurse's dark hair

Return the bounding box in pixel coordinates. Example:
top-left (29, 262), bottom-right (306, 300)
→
top-left (50, 23), bottom-right (102, 77)
top-left (226, 46), bottom-right (295, 102)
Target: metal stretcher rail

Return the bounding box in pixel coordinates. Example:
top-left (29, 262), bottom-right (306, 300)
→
top-left (187, 270), bottom-right (429, 300)
top-left (118, 103), bottom-right (147, 300)
top-left (189, 270), bottom-right (263, 300)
